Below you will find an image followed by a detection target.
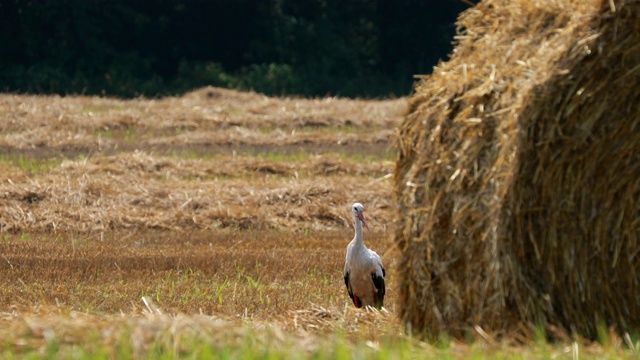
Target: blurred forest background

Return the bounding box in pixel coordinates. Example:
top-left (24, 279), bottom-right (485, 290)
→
top-left (0, 0), bottom-right (471, 98)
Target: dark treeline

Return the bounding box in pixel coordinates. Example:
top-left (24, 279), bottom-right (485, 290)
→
top-left (0, 1), bottom-right (471, 98)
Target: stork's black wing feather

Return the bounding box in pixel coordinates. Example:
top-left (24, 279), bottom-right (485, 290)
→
top-left (371, 270), bottom-right (386, 309)
top-left (344, 271), bottom-right (351, 295)
top-left (344, 270), bottom-right (362, 308)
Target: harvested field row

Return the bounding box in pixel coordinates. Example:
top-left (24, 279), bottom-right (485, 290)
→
top-left (0, 88), bottom-right (403, 233)
top-left (0, 127), bottom-right (393, 153)
top-left (0, 151), bottom-right (393, 232)
top-left (0, 87), bottom-right (404, 151)
top-left (2, 150), bottom-right (392, 180)
top-left (0, 230), bottom-right (397, 318)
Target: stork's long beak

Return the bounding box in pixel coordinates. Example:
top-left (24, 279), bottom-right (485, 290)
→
top-left (357, 213), bottom-right (369, 230)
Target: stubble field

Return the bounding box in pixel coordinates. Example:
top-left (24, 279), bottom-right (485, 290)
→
top-left (0, 88), bottom-right (635, 358)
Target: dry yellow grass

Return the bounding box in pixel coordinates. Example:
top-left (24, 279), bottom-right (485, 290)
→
top-left (1, 152), bottom-right (393, 232)
top-left (0, 87), bottom-right (404, 233)
top-left (1, 88), bottom-right (638, 357)
top-left (0, 230), bottom-right (398, 318)
top-left (0, 87), bottom-right (408, 356)
top-left (0, 87), bottom-right (402, 153)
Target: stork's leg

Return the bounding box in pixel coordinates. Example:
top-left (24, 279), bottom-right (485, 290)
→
top-left (353, 294), bottom-right (362, 308)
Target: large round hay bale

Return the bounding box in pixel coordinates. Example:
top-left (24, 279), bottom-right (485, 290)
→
top-left (394, 0), bottom-right (640, 339)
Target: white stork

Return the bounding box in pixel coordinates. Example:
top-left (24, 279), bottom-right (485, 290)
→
top-left (344, 202), bottom-right (385, 309)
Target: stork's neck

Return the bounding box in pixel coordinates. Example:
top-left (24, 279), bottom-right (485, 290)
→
top-left (353, 216), bottom-right (365, 247)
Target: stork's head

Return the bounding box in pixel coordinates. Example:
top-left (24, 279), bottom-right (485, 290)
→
top-left (351, 203), bottom-right (369, 230)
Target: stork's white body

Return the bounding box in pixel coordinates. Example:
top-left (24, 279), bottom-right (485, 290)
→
top-left (344, 203), bottom-right (385, 308)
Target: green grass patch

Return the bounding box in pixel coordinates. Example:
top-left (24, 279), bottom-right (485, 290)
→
top-left (0, 153), bottom-right (63, 175)
top-left (2, 319), bottom-right (633, 359)
top-left (342, 149), bottom-right (395, 162)
top-left (253, 150), bottom-right (311, 162)
top-left (297, 123), bottom-right (374, 135)
top-left (164, 149), bottom-right (218, 161)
